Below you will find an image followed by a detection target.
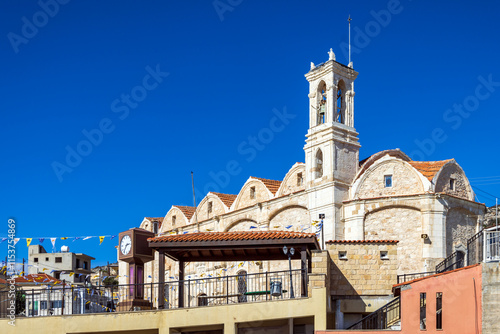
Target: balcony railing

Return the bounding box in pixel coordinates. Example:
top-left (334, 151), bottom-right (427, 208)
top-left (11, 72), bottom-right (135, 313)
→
top-left (346, 296), bottom-right (400, 330)
top-left (0, 269), bottom-right (306, 318)
top-left (435, 250), bottom-right (465, 273)
top-left (468, 227), bottom-right (500, 265)
top-left (397, 271), bottom-right (437, 284)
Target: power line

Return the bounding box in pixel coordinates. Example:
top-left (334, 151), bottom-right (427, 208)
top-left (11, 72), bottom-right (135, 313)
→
top-left (471, 185), bottom-right (498, 200)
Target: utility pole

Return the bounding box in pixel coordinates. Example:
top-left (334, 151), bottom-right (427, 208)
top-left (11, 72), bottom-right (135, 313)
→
top-left (191, 171), bottom-right (199, 232)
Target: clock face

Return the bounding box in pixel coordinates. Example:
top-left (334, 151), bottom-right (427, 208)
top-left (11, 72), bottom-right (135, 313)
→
top-left (120, 235), bottom-right (132, 255)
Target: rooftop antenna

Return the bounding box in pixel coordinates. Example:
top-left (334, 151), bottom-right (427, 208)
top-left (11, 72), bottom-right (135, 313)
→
top-left (348, 15), bottom-right (352, 67)
top-left (191, 171), bottom-right (199, 232)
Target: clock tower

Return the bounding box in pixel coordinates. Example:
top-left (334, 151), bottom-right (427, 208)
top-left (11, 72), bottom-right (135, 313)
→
top-left (304, 49), bottom-right (360, 243)
top-left (118, 228), bottom-right (155, 310)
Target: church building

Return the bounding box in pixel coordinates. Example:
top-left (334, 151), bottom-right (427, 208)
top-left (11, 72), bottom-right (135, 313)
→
top-left (119, 49), bottom-right (486, 327)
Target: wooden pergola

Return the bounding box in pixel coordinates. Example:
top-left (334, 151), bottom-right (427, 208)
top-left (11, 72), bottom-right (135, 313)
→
top-left (148, 231), bottom-right (321, 308)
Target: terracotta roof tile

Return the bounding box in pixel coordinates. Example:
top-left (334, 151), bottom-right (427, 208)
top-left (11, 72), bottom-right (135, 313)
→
top-left (210, 193), bottom-right (237, 208)
top-left (172, 205), bottom-right (196, 220)
top-left (408, 159), bottom-right (453, 182)
top-left (251, 177), bottom-right (282, 195)
top-left (149, 231), bottom-right (316, 243)
top-left (145, 217), bottom-right (164, 228)
top-left (14, 273), bottom-right (61, 284)
top-left (326, 240), bottom-right (399, 244)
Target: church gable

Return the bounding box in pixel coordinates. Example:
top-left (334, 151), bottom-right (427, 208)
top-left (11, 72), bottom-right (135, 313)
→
top-left (161, 206), bottom-right (194, 233)
top-left (276, 163), bottom-right (306, 197)
top-left (354, 157), bottom-right (425, 199)
top-left (433, 161), bottom-right (474, 201)
top-left (232, 178), bottom-right (274, 211)
top-left (196, 193), bottom-right (230, 222)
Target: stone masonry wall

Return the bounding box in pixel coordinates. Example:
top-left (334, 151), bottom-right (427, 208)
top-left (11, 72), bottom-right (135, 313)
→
top-left (279, 165), bottom-right (306, 196)
top-left (482, 262), bottom-right (500, 334)
top-left (364, 207), bottom-right (423, 274)
top-left (356, 160), bottom-right (424, 198)
top-left (233, 180), bottom-right (272, 210)
top-left (446, 208), bottom-right (477, 255)
top-left (309, 250), bottom-right (330, 298)
top-left (327, 242), bottom-right (397, 296)
top-left (435, 163), bottom-right (471, 200)
top-left (269, 206), bottom-right (310, 231)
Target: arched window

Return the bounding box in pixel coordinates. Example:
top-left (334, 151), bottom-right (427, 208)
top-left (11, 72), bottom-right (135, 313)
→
top-left (317, 82), bottom-right (327, 125)
top-left (336, 80), bottom-right (346, 124)
top-left (237, 270), bottom-right (247, 303)
top-left (153, 221), bottom-right (159, 234)
top-left (314, 149), bottom-right (323, 179)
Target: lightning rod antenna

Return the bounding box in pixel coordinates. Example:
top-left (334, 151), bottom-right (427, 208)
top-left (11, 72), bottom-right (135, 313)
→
top-left (348, 15), bottom-right (352, 67)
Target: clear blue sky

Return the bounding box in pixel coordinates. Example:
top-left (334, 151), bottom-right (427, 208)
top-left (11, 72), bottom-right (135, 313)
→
top-left (1, 0), bottom-right (499, 267)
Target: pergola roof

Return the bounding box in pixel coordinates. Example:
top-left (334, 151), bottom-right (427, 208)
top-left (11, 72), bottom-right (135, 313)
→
top-left (148, 231), bottom-right (320, 262)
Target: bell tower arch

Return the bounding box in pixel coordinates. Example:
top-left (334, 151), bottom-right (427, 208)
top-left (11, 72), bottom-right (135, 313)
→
top-left (304, 48), bottom-right (360, 242)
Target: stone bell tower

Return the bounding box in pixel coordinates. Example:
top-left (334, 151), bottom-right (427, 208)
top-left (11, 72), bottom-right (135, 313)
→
top-left (304, 49), bottom-right (360, 242)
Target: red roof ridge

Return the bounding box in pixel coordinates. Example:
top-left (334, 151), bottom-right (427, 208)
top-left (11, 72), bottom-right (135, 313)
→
top-left (209, 192), bottom-right (238, 208)
top-left (172, 205), bottom-right (196, 220)
top-left (250, 177), bottom-right (282, 195)
top-left (149, 230), bottom-right (317, 243)
top-left (408, 159), bottom-right (454, 182)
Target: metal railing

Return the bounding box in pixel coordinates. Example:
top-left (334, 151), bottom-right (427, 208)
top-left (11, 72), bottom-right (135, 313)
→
top-left (467, 230), bottom-right (484, 266)
top-left (485, 230), bottom-right (500, 262)
top-left (467, 227), bottom-right (500, 265)
top-left (346, 296), bottom-right (400, 330)
top-left (0, 269), bottom-right (306, 318)
top-left (435, 250), bottom-right (465, 273)
top-left (397, 271), bottom-right (437, 284)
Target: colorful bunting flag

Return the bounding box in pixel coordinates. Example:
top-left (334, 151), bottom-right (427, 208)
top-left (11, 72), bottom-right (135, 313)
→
top-left (13, 238), bottom-right (20, 246)
top-left (50, 238), bottom-right (57, 248)
top-left (99, 236), bottom-right (105, 245)
top-left (26, 238), bottom-right (32, 247)
top-left (38, 238), bottom-right (45, 243)
top-left (61, 237), bottom-right (68, 240)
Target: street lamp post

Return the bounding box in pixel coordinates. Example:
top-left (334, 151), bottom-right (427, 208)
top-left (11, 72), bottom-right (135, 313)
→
top-left (283, 245), bottom-right (295, 299)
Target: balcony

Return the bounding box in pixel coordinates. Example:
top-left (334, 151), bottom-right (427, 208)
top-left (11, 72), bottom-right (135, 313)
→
top-left (0, 269), bottom-right (306, 318)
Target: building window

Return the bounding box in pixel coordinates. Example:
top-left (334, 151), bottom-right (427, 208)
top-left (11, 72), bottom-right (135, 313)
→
top-left (208, 202), bottom-right (213, 215)
top-left (380, 251), bottom-right (389, 260)
top-left (420, 292), bottom-right (426, 330)
top-left (45, 257), bottom-right (49, 261)
top-left (51, 300), bottom-right (62, 309)
top-left (338, 251), bottom-right (347, 260)
top-left (40, 301), bottom-right (48, 310)
top-left (315, 149), bottom-right (323, 179)
top-left (450, 178), bottom-right (455, 190)
top-left (172, 215), bottom-right (176, 226)
top-left (384, 175), bottom-right (393, 188)
top-left (83, 261), bottom-right (88, 270)
top-left (34, 257), bottom-right (38, 263)
top-left (436, 292), bottom-right (443, 330)
top-left (153, 220), bottom-right (159, 234)
top-left (317, 81), bottom-right (327, 125)
top-left (297, 172), bottom-right (303, 186)
top-left (250, 186), bottom-right (256, 199)
top-left (55, 257), bottom-right (62, 263)
top-left (54, 272), bottom-right (60, 279)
